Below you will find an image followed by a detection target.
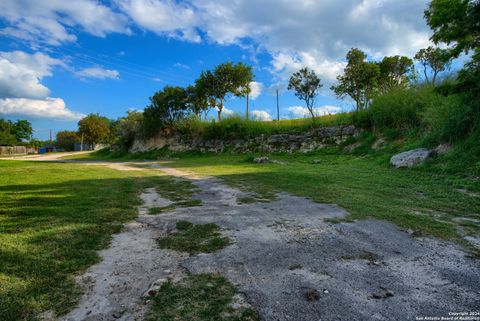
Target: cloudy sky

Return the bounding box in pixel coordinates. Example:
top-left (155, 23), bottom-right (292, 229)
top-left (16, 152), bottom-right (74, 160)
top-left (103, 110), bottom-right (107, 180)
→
top-left (0, 0), bottom-right (433, 139)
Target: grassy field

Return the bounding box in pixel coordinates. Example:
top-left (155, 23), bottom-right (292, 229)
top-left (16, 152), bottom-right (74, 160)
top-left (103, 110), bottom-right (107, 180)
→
top-left (154, 151), bottom-right (480, 247)
top-left (0, 160), bottom-right (196, 321)
top-left (2, 148), bottom-right (479, 319)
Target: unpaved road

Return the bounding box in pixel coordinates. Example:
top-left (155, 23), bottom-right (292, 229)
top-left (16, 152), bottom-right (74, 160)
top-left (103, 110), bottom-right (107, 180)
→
top-left (7, 154), bottom-right (479, 321)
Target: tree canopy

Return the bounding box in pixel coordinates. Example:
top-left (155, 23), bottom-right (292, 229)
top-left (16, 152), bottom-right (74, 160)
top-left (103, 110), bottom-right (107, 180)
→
top-left (287, 67), bottom-right (323, 119)
top-left (196, 62), bottom-right (252, 121)
top-left (55, 131), bottom-right (79, 151)
top-left (142, 86), bottom-right (189, 137)
top-left (78, 114), bottom-right (111, 145)
top-left (414, 46), bottom-right (452, 84)
top-left (425, 0), bottom-right (480, 94)
top-left (0, 119), bottom-right (32, 146)
top-left (331, 48), bottom-right (380, 111)
top-left (378, 55), bottom-right (413, 90)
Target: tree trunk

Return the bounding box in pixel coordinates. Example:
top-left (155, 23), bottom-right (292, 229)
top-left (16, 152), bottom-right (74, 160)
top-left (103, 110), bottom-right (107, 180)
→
top-left (246, 94), bottom-right (249, 120)
top-left (218, 100), bottom-right (223, 121)
top-left (432, 69), bottom-right (438, 85)
top-left (423, 66), bottom-right (430, 84)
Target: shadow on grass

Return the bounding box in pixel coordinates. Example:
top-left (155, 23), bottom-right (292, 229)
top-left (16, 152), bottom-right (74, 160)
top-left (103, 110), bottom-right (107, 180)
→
top-left (0, 162), bottom-right (189, 321)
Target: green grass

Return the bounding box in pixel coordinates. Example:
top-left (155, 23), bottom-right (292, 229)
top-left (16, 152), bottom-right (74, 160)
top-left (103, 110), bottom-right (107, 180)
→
top-left (0, 160), bottom-right (194, 321)
top-left (157, 221), bottom-right (231, 254)
top-left (157, 152), bottom-right (479, 245)
top-left (145, 273), bottom-right (259, 321)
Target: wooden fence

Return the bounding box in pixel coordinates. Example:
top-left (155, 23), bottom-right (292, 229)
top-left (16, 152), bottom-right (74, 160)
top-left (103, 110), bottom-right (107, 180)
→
top-left (0, 146), bottom-right (36, 156)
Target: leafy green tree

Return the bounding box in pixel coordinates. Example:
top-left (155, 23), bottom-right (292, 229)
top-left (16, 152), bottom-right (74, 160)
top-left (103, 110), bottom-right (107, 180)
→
top-left (331, 48), bottom-right (380, 111)
top-left (196, 62), bottom-right (253, 121)
top-left (142, 86), bottom-right (189, 137)
top-left (186, 85), bottom-right (209, 119)
top-left (12, 120), bottom-right (33, 141)
top-left (425, 0), bottom-right (480, 94)
top-left (55, 131), bottom-right (79, 151)
top-left (78, 114), bottom-right (111, 145)
top-left (287, 67), bottom-right (323, 120)
top-left (414, 46), bottom-right (452, 84)
top-left (116, 111), bottom-right (143, 149)
top-left (378, 55), bottom-right (414, 90)
top-left (0, 119), bottom-right (17, 145)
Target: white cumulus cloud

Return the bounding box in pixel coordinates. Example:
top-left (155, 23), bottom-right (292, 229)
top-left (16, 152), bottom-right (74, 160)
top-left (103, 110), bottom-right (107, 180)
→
top-left (76, 67), bottom-right (120, 80)
top-left (0, 97), bottom-right (85, 120)
top-left (0, 51), bottom-right (65, 99)
top-left (115, 0), bottom-right (201, 42)
top-left (251, 110), bottom-right (272, 121)
top-left (0, 50), bottom-right (85, 120)
top-left (0, 0), bottom-right (130, 46)
top-left (287, 105), bottom-right (342, 118)
top-left (249, 81), bottom-right (263, 100)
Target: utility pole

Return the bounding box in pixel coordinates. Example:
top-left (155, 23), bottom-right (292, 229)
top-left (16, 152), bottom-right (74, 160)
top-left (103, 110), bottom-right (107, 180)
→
top-left (246, 93), bottom-right (249, 120)
top-left (49, 129), bottom-right (52, 144)
top-left (80, 133), bottom-right (84, 152)
top-left (276, 88), bottom-right (280, 121)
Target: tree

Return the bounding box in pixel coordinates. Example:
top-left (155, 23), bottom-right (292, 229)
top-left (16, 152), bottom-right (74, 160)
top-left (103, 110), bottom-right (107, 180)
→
top-left (424, 0), bottom-right (480, 94)
top-left (287, 67), bottom-right (323, 120)
top-left (0, 119), bottom-right (16, 146)
top-left (78, 114), bottom-right (111, 145)
top-left (378, 55), bottom-right (414, 90)
top-left (12, 120), bottom-right (33, 141)
top-left (142, 86), bottom-right (189, 137)
top-left (331, 48), bottom-right (380, 111)
top-left (116, 111), bottom-right (143, 149)
top-left (56, 131), bottom-right (79, 151)
top-left (196, 62), bottom-right (253, 121)
top-left (186, 85), bottom-right (209, 119)
top-left (414, 46), bottom-right (452, 84)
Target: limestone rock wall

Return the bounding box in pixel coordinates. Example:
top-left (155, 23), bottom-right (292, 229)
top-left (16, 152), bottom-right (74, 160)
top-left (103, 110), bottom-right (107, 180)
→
top-left (130, 125), bottom-right (357, 154)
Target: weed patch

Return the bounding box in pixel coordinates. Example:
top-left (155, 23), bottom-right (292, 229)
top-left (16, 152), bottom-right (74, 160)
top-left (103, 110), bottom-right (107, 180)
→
top-left (145, 274), bottom-right (258, 321)
top-left (157, 221), bottom-right (231, 253)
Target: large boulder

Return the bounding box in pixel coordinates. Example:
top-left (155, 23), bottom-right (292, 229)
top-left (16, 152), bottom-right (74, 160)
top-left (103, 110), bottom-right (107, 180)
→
top-left (390, 148), bottom-right (431, 168)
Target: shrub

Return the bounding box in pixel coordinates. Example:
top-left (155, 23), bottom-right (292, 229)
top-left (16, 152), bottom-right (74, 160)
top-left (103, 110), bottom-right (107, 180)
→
top-left (422, 94), bottom-right (479, 143)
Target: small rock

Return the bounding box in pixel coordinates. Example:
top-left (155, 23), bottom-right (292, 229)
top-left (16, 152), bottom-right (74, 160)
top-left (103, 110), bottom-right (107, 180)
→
top-left (407, 229), bottom-right (414, 235)
top-left (311, 159), bottom-right (321, 164)
top-left (304, 289), bottom-right (320, 301)
top-left (253, 156), bottom-right (270, 163)
top-left (385, 290), bottom-right (394, 298)
top-left (323, 289), bottom-right (329, 294)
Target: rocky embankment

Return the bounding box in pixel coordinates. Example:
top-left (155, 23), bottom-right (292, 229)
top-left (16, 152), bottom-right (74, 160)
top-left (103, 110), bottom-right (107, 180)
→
top-left (131, 125), bottom-right (358, 154)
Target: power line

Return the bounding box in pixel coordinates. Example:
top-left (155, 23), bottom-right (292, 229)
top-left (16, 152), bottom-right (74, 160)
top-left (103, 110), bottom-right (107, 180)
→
top-left (49, 46), bottom-right (193, 85)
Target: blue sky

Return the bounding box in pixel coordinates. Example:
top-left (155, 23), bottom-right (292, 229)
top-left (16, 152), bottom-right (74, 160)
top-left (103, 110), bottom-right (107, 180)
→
top-left (0, 0), bottom-right (443, 139)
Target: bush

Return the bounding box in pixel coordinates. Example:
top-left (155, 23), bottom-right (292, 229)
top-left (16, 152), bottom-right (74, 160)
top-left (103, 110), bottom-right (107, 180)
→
top-left (367, 86), bottom-right (435, 130)
top-left (422, 94), bottom-right (479, 143)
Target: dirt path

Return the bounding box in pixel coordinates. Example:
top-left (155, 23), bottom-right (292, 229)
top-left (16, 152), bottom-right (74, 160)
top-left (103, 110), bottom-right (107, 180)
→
top-left (42, 160), bottom-right (479, 321)
top-left (0, 151), bottom-right (93, 161)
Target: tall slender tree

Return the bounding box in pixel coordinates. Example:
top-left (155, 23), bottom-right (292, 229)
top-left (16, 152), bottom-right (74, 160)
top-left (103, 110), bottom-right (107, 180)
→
top-left (287, 67), bottom-right (323, 120)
